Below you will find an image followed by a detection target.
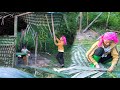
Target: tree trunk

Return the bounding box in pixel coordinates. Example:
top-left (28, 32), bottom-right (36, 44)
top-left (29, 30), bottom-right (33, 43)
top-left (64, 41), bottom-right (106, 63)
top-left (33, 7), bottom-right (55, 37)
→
top-left (105, 12), bottom-right (110, 29)
top-left (35, 32), bottom-right (38, 65)
top-left (63, 14), bottom-right (70, 31)
top-left (87, 12), bottom-right (88, 26)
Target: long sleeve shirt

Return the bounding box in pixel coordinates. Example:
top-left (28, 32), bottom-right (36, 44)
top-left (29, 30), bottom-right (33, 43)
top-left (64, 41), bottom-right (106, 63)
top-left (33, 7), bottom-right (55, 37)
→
top-left (86, 41), bottom-right (119, 67)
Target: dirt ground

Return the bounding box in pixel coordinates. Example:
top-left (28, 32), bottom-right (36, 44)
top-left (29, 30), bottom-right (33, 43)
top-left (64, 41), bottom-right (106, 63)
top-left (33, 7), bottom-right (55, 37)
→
top-left (17, 53), bottom-right (51, 67)
top-left (76, 29), bottom-right (100, 41)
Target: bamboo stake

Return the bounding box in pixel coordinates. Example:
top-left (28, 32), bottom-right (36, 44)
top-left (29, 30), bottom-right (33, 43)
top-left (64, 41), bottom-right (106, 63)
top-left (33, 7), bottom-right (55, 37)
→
top-left (45, 14), bottom-right (53, 38)
top-left (51, 14), bottom-right (55, 40)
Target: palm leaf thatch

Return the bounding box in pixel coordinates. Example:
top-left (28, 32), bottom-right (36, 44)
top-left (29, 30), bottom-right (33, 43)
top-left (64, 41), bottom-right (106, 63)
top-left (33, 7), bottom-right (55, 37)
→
top-left (53, 44), bottom-right (107, 78)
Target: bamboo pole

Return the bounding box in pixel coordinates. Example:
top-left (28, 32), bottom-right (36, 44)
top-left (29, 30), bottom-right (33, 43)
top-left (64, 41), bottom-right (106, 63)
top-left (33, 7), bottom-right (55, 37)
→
top-left (78, 12), bottom-right (83, 33)
top-left (83, 12), bottom-right (103, 33)
top-left (13, 16), bottom-right (18, 67)
top-left (45, 14), bottom-right (53, 38)
top-left (14, 16), bottom-right (18, 38)
top-left (51, 14), bottom-right (55, 40)
top-left (16, 12), bottom-right (33, 17)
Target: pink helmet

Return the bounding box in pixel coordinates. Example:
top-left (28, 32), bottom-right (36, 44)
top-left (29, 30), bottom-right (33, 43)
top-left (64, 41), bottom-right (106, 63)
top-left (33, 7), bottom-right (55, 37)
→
top-left (98, 32), bottom-right (119, 47)
top-left (61, 36), bottom-right (67, 45)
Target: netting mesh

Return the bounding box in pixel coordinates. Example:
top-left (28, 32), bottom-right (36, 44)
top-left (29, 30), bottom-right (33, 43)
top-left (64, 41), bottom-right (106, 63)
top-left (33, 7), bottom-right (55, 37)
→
top-left (21, 12), bottom-right (63, 31)
top-left (0, 36), bottom-right (16, 67)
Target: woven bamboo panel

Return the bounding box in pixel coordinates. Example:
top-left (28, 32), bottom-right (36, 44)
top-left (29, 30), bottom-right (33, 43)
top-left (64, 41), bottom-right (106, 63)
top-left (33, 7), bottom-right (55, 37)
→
top-left (22, 12), bottom-right (63, 26)
top-left (0, 36), bottom-right (16, 67)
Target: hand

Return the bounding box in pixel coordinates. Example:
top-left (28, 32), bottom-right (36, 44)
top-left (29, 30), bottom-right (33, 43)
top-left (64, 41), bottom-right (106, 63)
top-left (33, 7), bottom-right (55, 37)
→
top-left (108, 66), bottom-right (114, 72)
top-left (28, 54), bottom-right (30, 56)
top-left (95, 64), bottom-right (100, 68)
top-left (54, 36), bottom-right (57, 40)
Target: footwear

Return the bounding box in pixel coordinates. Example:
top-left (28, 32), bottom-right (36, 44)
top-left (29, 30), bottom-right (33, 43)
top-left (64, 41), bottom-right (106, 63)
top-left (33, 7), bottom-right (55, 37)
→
top-left (54, 63), bottom-right (61, 67)
top-left (60, 64), bottom-right (64, 68)
top-left (89, 63), bottom-right (95, 68)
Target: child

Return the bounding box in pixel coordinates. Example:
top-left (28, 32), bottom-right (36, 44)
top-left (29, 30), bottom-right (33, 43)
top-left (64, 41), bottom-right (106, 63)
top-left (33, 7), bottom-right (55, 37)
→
top-left (54, 35), bottom-right (67, 68)
top-left (86, 32), bottom-right (119, 72)
top-left (21, 45), bottom-right (31, 65)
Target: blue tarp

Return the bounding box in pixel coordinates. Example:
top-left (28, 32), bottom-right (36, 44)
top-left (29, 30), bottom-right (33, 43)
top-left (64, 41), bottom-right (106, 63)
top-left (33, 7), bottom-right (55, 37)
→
top-left (0, 67), bottom-right (35, 78)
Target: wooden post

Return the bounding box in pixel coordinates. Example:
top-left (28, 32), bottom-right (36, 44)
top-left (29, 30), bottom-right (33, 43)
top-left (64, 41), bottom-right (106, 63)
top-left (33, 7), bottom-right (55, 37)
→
top-left (13, 16), bottom-right (18, 67)
top-left (83, 12), bottom-right (103, 33)
top-left (34, 32), bottom-right (38, 76)
top-left (14, 16), bottom-right (18, 39)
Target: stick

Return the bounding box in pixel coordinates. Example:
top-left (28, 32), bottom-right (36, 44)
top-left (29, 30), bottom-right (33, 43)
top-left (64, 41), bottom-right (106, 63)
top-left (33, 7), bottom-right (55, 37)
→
top-left (16, 12), bottom-right (33, 17)
top-left (83, 12), bottom-right (103, 33)
top-left (45, 14), bottom-right (53, 38)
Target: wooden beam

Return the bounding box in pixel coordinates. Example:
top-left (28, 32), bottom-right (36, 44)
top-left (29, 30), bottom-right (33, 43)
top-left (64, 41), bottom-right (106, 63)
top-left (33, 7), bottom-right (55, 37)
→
top-left (16, 12), bottom-right (33, 17)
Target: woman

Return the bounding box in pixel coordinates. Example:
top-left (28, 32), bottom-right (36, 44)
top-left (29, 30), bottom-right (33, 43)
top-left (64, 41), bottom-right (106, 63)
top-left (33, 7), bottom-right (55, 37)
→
top-left (86, 32), bottom-right (119, 72)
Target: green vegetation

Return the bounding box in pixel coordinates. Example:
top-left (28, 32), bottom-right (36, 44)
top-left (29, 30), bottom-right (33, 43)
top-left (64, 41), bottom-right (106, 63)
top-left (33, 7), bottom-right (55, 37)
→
top-left (16, 12), bottom-right (120, 78)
